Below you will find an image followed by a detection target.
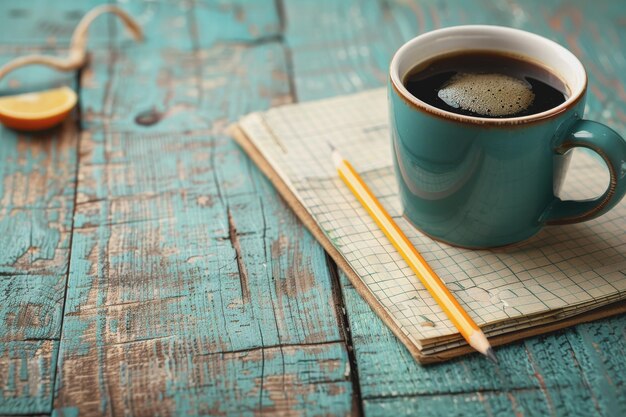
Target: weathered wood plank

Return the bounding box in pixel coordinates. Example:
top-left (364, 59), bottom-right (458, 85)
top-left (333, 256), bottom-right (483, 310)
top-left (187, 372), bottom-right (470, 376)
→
top-left (193, 0), bottom-right (281, 45)
top-left (0, 274), bottom-right (65, 343)
top-left (282, 0), bottom-right (626, 416)
top-left (0, 340), bottom-right (58, 415)
top-left (54, 1), bottom-right (353, 415)
top-left (0, 63), bottom-right (77, 276)
top-left (82, 1), bottom-right (207, 134)
top-left (83, 0), bottom-right (290, 133)
top-left (562, 318), bottom-right (626, 415)
top-left (0, 15), bottom-right (117, 413)
top-left (0, 50), bottom-right (79, 417)
top-left (57, 340), bottom-right (350, 417)
top-left (362, 387), bottom-right (606, 417)
top-left (0, 0), bottom-right (107, 47)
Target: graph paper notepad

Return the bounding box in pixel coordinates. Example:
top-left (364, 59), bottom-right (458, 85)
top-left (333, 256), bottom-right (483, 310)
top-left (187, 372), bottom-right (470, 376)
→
top-left (231, 88), bottom-right (626, 363)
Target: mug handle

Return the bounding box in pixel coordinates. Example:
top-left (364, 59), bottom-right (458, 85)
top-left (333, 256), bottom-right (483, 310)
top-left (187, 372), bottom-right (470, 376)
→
top-left (546, 119), bottom-right (626, 225)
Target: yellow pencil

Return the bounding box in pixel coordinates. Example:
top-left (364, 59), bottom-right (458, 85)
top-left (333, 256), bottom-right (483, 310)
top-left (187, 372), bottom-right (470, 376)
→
top-left (332, 148), bottom-right (497, 363)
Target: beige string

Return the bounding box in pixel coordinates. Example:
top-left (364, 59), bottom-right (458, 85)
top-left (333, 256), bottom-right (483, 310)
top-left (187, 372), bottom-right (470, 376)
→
top-left (0, 5), bottom-right (143, 82)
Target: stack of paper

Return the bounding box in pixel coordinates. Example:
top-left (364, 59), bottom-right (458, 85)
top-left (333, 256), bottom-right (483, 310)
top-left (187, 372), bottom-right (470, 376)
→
top-left (232, 88), bottom-right (626, 363)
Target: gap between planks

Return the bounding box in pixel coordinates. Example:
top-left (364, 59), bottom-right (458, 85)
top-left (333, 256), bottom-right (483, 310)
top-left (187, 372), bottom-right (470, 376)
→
top-left (48, 66), bottom-right (84, 411)
top-left (273, 0), bottom-right (362, 410)
top-left (327, 255), bottom-right (366, 417)
top-left (50, 2), bottom-right (120, 410)
top-left (227, 207), bottom-right (252, 303)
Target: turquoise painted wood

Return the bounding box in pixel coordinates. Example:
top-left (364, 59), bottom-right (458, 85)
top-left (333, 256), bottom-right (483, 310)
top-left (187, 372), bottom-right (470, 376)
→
top-left (0, 0), bottom-right (109, 47)
top-left (0, 2), bottom-right (106, 412)
top-left (0, 0), bottom-right (624, 416)
top-left (0, 59), bottom-right (79, 416)
top-left (50, 1), bottom-right (353, 416)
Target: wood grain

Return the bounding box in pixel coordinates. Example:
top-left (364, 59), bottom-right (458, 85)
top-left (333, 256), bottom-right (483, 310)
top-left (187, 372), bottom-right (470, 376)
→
top-left (52, 1), bottom-right (354, 416)
top-left (0, 45), bottom-right (79, 417)
top-left (0, 0), bottom-right (107, 47)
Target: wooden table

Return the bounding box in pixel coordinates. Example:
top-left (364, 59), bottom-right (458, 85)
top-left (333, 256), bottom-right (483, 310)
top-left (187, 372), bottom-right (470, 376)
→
top-left (1, 1), bottom-right (625, 416)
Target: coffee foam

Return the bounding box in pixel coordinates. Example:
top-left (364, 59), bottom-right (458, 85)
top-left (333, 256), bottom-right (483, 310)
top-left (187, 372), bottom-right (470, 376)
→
top-left (437, 73), bottom-right (534, 116)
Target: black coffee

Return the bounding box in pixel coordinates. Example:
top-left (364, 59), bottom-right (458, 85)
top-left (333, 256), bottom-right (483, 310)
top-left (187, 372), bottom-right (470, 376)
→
top-left (403, 51), bottom-right (568, 118)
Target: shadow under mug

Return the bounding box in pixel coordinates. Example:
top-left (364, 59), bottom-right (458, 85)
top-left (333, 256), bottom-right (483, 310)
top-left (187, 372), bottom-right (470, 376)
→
top-left (388, 25), bottom-right (626, 249)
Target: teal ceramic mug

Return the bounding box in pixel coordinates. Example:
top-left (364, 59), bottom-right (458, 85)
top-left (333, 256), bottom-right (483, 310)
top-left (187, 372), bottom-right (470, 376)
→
top-left (389, 25), bottom-right (626, 249)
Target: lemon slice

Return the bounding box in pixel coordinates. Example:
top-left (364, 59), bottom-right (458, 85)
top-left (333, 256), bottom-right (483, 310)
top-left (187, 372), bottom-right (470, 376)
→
top-left (0, 86), bottom-right (77, 131)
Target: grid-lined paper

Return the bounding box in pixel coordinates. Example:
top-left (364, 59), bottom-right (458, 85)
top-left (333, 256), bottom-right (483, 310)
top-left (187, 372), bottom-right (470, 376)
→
top-left (238, 88), bottom-right (626, 354)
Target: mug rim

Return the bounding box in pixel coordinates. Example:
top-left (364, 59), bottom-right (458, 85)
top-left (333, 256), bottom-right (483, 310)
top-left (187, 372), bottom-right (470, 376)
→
top-left (389, 25), bottom-right (588, 126)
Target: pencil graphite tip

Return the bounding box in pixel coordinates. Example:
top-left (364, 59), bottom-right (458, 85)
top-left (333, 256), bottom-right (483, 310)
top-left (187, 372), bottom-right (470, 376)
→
top-left (469, 331), bottom-right (496, 363)
top-left (328, 143), bottom-right (336, 151)
top-left (485, 347), bottom-right (498, 364)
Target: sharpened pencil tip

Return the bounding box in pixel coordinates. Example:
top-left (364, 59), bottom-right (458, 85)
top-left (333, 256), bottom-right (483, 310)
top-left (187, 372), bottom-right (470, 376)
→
top-left (328, 143), bottom-right (336, 151)
top-left (485, 347), bottom-right (498, 364)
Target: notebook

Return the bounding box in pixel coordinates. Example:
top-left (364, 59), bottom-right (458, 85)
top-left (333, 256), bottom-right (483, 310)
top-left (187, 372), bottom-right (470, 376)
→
top-left (230, 88), bottom-right (626, 363)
